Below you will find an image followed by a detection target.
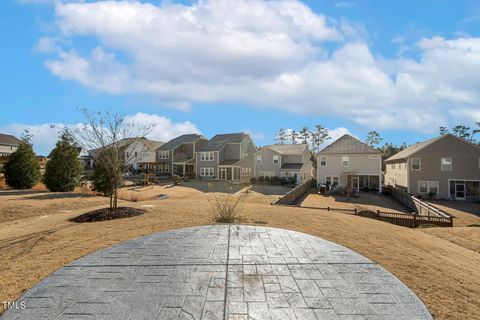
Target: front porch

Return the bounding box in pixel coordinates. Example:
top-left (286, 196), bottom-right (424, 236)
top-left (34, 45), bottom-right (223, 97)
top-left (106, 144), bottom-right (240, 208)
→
top-left (218, 166), bottom-right (242, 182)
top-left (173, 162), bottom-right (195, 178)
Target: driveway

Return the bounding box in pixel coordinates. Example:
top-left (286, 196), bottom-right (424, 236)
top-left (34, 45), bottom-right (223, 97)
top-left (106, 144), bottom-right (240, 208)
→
top-left (2, 225), bottom-right (433, 320)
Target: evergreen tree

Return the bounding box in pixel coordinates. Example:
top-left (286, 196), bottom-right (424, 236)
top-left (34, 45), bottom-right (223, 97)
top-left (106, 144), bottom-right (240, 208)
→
top-left (275, 128), bottom-right (287, 145)
top-left (4, 131), bottom-right (40, 189)
top-left (439, 126), bottom-right (449, 135)
top-left (311, 125), bottom-right (330, 153)
top-left (44, 128), bottom-right (83, 192)
top-left (299, 127), bottom-right (310, 144)
top-left (365, 131), bottom-right (383, 147)
top-left (289, 130), bottom-right (299, 144)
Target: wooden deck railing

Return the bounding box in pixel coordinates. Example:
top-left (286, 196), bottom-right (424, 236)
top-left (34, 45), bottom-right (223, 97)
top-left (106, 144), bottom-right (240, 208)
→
top-left (300, 206), bottom-right (453, 228)
top-left (273, 179), bottom-right (316, 205)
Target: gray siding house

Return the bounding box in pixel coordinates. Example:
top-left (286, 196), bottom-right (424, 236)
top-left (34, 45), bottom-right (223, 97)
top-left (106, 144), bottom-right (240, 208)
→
top-left (0, 133), bottom-right (21, 158)
top-left (384, 134), bottom-right (480, 200)
top-left (155, 134), bottom-right (207, 177)
top-left (254, 144), bottom-right (313, 184)
top-left (317, 134), bottom-right (382, 192)
top-left (196, 133), bottom-right (256, 182)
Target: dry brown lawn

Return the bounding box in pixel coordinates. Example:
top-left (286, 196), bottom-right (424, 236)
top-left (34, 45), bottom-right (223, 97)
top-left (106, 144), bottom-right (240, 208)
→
top-left (1, 188), bottom-right (479, 320)
top-left (426, 200), bottom-right (480, 227)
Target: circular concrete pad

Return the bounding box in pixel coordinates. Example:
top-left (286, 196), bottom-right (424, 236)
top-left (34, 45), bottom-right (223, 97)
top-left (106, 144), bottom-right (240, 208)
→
top-left (3, 225), bottom-right (433, 320)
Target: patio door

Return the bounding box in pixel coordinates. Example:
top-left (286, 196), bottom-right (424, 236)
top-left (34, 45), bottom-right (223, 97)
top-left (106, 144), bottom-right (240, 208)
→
top-left (352, 177), bottom-right (360, 191)
top-left (220, 168), bottom-right (227, 180)
top-left (455, 182), bottom-right (466, 200)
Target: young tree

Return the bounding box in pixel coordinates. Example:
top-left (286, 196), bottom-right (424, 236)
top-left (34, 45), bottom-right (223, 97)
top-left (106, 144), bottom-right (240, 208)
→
top-left (44, 128), bottom-right (83, 192)
top-left (4, 131), bottom-right (40, 189)
top-left (365, 131), bottom-right (383, 147)
top-left (299, 126), bottom-right (310, 144)
top-left (289, 130), bottom-right (299, 144)
top-left (311, 125), bottom-right (330, 153)
top-left (76, 109), bottom-right (153, 212)
top-left (275, 128), bottom-right (287, 145)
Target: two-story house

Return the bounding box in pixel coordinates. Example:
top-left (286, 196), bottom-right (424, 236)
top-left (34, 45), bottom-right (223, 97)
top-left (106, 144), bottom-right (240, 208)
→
top-left (0, 133), bottom-right (21, 158)
top-left (254, 144), bottom-right (313, 184)
top-left (317, 134), bottom-right (382, 192)
top-left (154, 134), bottom-right (207, 177)
top-left (196, 133), bottom-right (256, 182)
top-left (384, 134), bottom-right (480, 200)
top-left (125, 138), bottom-right (164, 172)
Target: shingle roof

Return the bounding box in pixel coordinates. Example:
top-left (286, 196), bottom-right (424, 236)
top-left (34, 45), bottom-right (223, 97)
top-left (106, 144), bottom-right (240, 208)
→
top-left (384, 134), bottom-right (480, 162)
top-left (0, 133), bottom-right (21, 146)
top-left (264, 144), bottom-right (308, 155)
top-left (319, 134), bottom-right (381, 155)
top-left (157, 134), bottom-right (204, 151)
top-left (141, 139), bottom-right (164, 151)
top-left (197, 133), bottom-right (249, 152)
top-left (219, 159), bottom-right (240, 165)
top-left (280, 163), bottom-right (303, 170)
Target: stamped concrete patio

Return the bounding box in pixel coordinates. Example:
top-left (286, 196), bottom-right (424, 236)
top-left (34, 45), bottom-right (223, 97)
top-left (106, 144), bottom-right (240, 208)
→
top-left (3, 225), bottom-right (433, 320)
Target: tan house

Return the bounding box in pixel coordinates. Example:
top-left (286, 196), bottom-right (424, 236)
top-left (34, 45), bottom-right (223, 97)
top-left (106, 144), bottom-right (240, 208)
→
top-left (0, 133), bottom-right (21, 158)
top-left (154, 134), bottom-right (207, 177)
top-left (196, 133), bottom-right (256, 182)
top-left (254, 144), bottom-right (313, 185)
top-left (384, 134), bottom-right (480, 200)
top-left (125, 139), bottom-right (164, 171)
top-left (317, 134), bottom-right (382, 192)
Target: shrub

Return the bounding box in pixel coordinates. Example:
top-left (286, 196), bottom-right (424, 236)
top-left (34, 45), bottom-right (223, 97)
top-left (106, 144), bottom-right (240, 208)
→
top-left (91, 159), bottom-right (122, 196)
top-left (288, 176), bottom-right (297, 185)
top-left (280, 177), bottom-right (288, 185)
top-left (44, 129), bottom-right (83, 192)
top-left (270, 176), bottom-right (280, 185)
top-left (4, 135), bottom-right (40, 189)
top-left (250, 177), bottom-right (257, 184)
top-left (264, 176), bottom-right (270, 184)
top-left (258, 176), bottom-right (265, 183)
top-left (172, 174), bottom-right (181, 185)
top-left (208, 191), bottom-right (246, 223)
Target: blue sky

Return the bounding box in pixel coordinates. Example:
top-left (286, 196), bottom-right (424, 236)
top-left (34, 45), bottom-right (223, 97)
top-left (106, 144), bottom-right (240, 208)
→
top-left (1, 0), bottom-right (480, 154)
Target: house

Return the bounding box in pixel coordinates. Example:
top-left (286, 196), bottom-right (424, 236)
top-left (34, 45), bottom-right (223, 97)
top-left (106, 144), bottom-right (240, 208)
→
top-left (0, 133), bottom-right (21, 158)
top-left (154, 134), bottom-right (207, 177)
top-left (317, 134), bottom-right (382, 192)
top-left (254, 144), bottom-right (313, 184)
top-left (384, 134), bottom-right (480, 200)
top-left (195, 133), bottom-right (256, 182)
top-left (125, 138), bottom-right (164, 172)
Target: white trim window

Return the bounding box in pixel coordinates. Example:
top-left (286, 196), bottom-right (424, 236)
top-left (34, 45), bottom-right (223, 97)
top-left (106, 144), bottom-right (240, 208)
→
top-left (259, 171), bottom-right (276, 177)
top-left (273, 155), bottom-right (279, 164)
top-left (325, 175), bottom-right (340, 186)
top-left (158, 151), bottom-right (169, 159)
top-left (441, 157), bottom-right (452, 171)
top-left (256, 155), bottom-right (262, 164)
top-left (341, 155), bottom-right (349, 167)
top-left (200, 152), bottom-right (214, 161)
top-left (319, 155), bottom-right (327, 167)
top-left (200, 167), bottom-right (214, 176)
top-left (418, 181), bottom-right (439, 194)
top-left (411, 158), bottom-right (421, 171)
top-left (392, 163), bottom-right (396, 169)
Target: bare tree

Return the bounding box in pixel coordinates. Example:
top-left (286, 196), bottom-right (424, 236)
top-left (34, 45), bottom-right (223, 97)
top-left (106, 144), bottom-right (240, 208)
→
top-left (341, 170), bottom-right (358, 200)
top-left (75, 109), bottom-right (154, 212)
top-left (208, 186), bottom-right (246, 223)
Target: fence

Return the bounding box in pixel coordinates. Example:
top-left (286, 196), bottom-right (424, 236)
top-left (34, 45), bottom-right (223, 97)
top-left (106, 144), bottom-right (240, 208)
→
top-left (273, 178), bottom-right (316, 205)
top-left (384, 185), bottom-right (452, 218)
top-left (300, 206), bottom-right (453, 228)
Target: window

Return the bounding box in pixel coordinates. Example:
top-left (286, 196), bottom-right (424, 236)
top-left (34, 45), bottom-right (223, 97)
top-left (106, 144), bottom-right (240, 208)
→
top-left (325, 175), bottom-right (340, 186)
top-left (341, 155), bottom-right (349, 167)
top-left (418, 181), bottom-right (438, 194)
top-left (441, 157), bottom-right (452, 171)
top-left (158, 151), bottom-right (169, 159)
top-left (200, 167), bottom-right (214, 176)
top-left (134, 151), bottom-right (137, 158)
top-left (368, 154), bottom-right (380, 159)
top-left (391, 163), bottom-right (396, 169)
top-left (126, 152), bottom-right (130, 157)
top-left (319, 155), bottom-right (327, 167)
top-left (273, 155), bottom-right (279, 164)
top-left (260, 171), bottom-right (275, 177)
top-left (411, 158), bottom-right (421, 170)
top-left (256, 155), bottom-right (262, 164)
top-left (200, 152), bottom-right (214, 161)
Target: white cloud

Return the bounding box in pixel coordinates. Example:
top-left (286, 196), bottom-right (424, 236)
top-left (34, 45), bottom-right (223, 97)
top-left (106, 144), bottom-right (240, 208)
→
top-left (0, 113), bottom-right (201, 155)
top-left (36, 0), bottom-right (480, 132)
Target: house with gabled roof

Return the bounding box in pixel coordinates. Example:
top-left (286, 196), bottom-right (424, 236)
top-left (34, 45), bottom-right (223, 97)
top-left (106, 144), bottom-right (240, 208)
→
top-left (254, 144), bottom-right (313, 185)
top-left (125, 138), bottom-right (164, 171)
top-left (385, 134), bottom-right (480, 200)
top-left (317, 134), bottom-right (382, 192)
top-left (154, 134), bottom-right (207, 177)
top-left (195, 133), bottom-right (256, 182)
top-left (0, 133), bottom-right (21, 158)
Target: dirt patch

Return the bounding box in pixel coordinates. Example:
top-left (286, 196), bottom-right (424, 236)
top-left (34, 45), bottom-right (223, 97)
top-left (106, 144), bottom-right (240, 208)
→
top-left (70, 207), bottom-right (147, 223)
top-left (0, 191), bottom-right (479, 320)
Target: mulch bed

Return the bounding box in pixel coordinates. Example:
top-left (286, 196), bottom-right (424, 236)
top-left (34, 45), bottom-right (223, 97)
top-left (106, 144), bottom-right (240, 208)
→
top-left (70, 207), bottom-right (146, 223)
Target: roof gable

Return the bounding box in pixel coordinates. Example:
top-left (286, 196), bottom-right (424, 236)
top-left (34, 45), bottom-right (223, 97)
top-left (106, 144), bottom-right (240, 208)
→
top-left (0, 133), bottom-right (22, 146)
top-left (262, 144), bottom-right (308, 155)
top-left (157, 134), bottom-right (204, 150)
top-left (319, 134), bottom-right (381, 155)
top-left (197, 133), bottom-right (249, 152)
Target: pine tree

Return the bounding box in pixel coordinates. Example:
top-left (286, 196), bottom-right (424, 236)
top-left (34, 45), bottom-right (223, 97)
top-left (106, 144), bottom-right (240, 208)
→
top-left (299, 127), bottom-right (310, 144)
top-left (44, 128), bottom-right (83, 192)
top-left (275, 128), bottom-right (287, 145)
top-left (289, 130), bottom-right (299, 144)
top-left (311, 125), bottom-right (330, 153)
top-left (365, 131), bottom-right (383, 147)
top-left (4, 131), bottom-right (40, 189)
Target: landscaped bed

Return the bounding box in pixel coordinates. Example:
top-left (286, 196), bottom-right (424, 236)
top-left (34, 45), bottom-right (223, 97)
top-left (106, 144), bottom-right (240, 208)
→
top-left (70, 207), bottom-right (146, 223)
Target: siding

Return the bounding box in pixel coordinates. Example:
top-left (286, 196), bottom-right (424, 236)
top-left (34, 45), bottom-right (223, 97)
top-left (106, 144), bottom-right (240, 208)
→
top-left (384, 160), bottom-right (408, 189)
top-left (317, 153), bottom-right (382, 185)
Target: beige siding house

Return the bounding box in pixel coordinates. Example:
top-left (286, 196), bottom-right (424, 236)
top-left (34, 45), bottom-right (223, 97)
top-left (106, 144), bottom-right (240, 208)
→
top-left (384, 134), bottom-right (480, 200)
top-left (125, 139), bottom-right (164, 171)
top-left (317, 134), bottom-right (382, 192)
top-left (196, 133), bottom-right (256, 182)
top-left (154, 134), bottom-right (207, 177)
top-left (254, 144), bottom-right (313, 184)
top-left (0, 133), bottom-right (21, 158)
